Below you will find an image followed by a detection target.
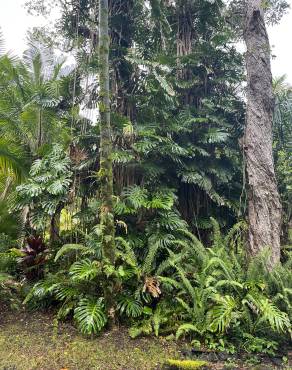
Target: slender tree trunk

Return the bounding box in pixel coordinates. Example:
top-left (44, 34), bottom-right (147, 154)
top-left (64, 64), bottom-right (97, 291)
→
top-left (243, 0), bottom-right (282, 267)
top-left (0, 176), bottom-right (13, 201)
top-left (98, 0), bottom-right (116, 321)
top-left (50, 203), bottom-right (63, 244)
top-left (37, 108), bottom-right (42, 150)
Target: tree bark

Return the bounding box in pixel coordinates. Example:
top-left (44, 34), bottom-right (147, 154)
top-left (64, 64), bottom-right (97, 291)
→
top-left (50, 203), bottom-right (63, 244)
top-left (37, 108), bottom-right (42, 151)
top-left (98, 0), bottom-right (116, 322)
top-left (243, 0), bottom-right (282, 267)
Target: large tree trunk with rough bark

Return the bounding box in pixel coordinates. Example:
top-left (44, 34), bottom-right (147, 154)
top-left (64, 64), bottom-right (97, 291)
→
top-left (98, 0), bottom-right (116, 321)
top-left (243, 0), bottom-right (282, 267)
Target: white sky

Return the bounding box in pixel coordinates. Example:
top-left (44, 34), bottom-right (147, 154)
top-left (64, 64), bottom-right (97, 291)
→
top-left (0, 0), bottom-right (292, 83)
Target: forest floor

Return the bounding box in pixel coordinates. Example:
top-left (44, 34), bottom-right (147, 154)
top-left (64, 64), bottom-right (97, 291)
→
top-left (0, 307), bottom-right (179, 370)
top-left (0, 306), bottom-right (290, 370)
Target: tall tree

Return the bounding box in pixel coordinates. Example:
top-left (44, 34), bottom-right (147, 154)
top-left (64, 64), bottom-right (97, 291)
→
top-left (244, 0), bottom-right (282, 266)
top-left (98, 0), bottom-right (116, 319)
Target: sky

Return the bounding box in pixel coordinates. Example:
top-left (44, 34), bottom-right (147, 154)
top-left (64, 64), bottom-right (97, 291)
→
top-left (0, 0), bottom-right (292, 83)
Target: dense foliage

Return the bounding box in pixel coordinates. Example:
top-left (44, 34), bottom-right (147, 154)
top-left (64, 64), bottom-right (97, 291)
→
top-left (0, 0), bottom-right (291, 361)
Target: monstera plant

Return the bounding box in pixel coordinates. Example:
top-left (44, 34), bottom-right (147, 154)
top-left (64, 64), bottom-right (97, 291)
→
top-left (14, 145), bottom-right (72, 241)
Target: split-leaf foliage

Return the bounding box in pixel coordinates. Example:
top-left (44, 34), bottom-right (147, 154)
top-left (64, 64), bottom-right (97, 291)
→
top-left (0, 0), bottom-right (291, 357)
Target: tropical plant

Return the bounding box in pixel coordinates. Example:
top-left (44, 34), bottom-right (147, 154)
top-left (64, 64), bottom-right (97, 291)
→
top-left (168, 220), bottom-right (291, 350)
top-left (0, 42), bottom-right (72, 158)
top-left (273, 76), bottom-right (292, 245)
top-left (0, 0), bottom-right (291, 359)
top-left (13, 144), bottom-right (72, 238)
top-left (0, 272), bottom-right (20, 309)
top-left (19, 236), bottom-right (48, 280)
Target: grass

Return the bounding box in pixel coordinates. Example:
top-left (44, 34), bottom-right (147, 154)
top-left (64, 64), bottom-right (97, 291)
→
top-left (165, 359), bottom-right (208, 369)
top-left (0, 308), bottom-right (290, 370)
top-left (0, 308), bottom-right (179, 370)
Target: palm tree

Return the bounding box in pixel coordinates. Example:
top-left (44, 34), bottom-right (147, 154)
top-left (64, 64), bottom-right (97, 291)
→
top-left (0, 39), bottom-right (74, 188)
top-left (0, 42), bottom-right (71, 160)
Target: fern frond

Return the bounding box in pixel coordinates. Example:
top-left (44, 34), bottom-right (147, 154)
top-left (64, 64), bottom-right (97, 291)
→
top-left (257, 298), bottom-right (291, 333)
top-left (158, 276), bottom-right (181, 290)
top-left (204, 256), bottom-right (233, 281)
top-left (210, 217), bottom-right (223, 248)
top-left (141, 241), bottom-right (160, 275)
top-left (224, 220), bottom-right (247, 248)
top-left (175, 265), bottom-right (197, 304)
top-left (207, 294), bottom-right (239, 333)
top-left (54, 244), bottom-right (91, 262)
top-left (176, 297), bottom-right (192, 314)
top-left (115, 236), bottom-right (137, 266)
top-left (176, 323), bottom-right (200, 339)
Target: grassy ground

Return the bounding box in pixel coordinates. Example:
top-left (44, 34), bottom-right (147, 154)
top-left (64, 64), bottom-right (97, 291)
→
top-left (0, 308), bottom-right (291, 370)
top-left (0, 308), bottom-right (179, 370)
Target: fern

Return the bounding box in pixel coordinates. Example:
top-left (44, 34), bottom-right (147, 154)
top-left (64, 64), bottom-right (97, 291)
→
top-left (129, 321), bottom-right (153, 338)
top-left (141, 241), bottom-right (160, 275)
top-left (156, 251), bottom-right (184, 276)
top-left (23, 277), bottom-right (60, 304)
top-left (176, 297), bottom-right (192, 315)
top-left (257, 297), bottom-right (291, 333)
top-left (54, 244), bottom-right (92, 262)
top-left (177, 228), bottom-right (206, 265)
top-left (175, 265), bottom-right (197, 304)
top-left (207, 294), bottom-right (239, 333)
top-left (176, 323), bottom-right (201, 339)
top-left (204, 257), bottom-right (234, 281)
top-left (115, 237), bottom-right (137, 267)
top-left (224, 220), bottom-right (247, 249)
top-left (210, 217), bottom-right (223, 248)
top-left (152, 306), bottom-right (168, 337)
top-left (158, 276), bottom-right (181, 290)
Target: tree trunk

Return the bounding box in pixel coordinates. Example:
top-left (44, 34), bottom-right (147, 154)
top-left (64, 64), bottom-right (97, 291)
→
top-left (50, 203), bottom-right (63, 244)
top-left (37, 108), bottom-right (42, 151)
top-left (243, 0), bottom-right (282, 267)
top-left (0, 176), bottom-right (13, 201)
top-left (98, 0), bottom-right (116, 322)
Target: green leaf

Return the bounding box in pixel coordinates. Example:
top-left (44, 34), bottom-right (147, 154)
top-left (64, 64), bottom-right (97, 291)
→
top-left (69, 259), bottom-right (100, 281)
top-left (54, 244), bottom-right (91, 262)
top-left (74, 298), bottom-right (107, 335)
top-left (117, 296), bottom-right (143, 318)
